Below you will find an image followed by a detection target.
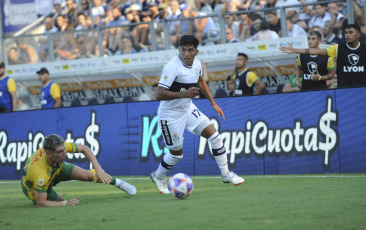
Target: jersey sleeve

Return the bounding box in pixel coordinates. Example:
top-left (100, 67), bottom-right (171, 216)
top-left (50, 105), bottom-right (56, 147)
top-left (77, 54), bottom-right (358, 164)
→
top-left (7, 78), bottom-right (16, 92)
top-left (297, 56), bottom-right (302, 67)
top-left (247, 72), bottom-right (259, 86)
top-left (65, 142), bottom-right (79, 153)
top-left (158, 64), bottom-right (179, 89)
top-left (50, 83), bottom-right (61, 99)
top-left (327, 57), bottom-right (335, 70)
top-left (325, 44), bottom-right (338, 58)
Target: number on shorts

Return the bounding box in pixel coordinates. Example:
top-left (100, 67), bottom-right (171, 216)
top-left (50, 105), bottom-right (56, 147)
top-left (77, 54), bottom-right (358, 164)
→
top-left (192, 109), bottom-right (201, 118)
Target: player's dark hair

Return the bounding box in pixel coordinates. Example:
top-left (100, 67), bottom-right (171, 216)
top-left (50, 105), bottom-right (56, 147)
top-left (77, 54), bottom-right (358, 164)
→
top-left (43, 134), bottom-right (65, 151)
top-left (346, 24), bottom-right (361, 33)
top-left (308, 30), bottom-right (322, 40)
top-left (179, 35), bottom-right (199, 48)
top-left (238, 52), bottom-right (248, 60)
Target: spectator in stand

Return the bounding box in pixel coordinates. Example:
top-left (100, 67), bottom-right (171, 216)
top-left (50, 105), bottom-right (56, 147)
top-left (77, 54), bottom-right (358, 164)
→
top-left (327, 2), bottom-right (345, 33)
top-left (74, 12), bottom-right (94, 58)
top-left (266, 10), bottom-right (281, 36)
top-left (0, 61), bottom-right (17, 112)
top-left (15, 38), bottom-right (38, 64)
top-left (56, 15), bottom-right (68, 31)
top-left (323, 20), bottom-right (342, 45)
top-left (225, 27), bottom-right (239, 43)
top-left (114, 36), bottom-right (138, 55)
top-left (104, 7), bottom-right (128, 54)
top-left (155, 2), bottom-right (167, 24)
top-left (129, 4), bottom-right (150, 49)
top-left (246, 20), bottom-right (279, 41)
top-left (166, 0), bottom-right (182, 36)
top-left (286, 18), bottom-right (307, 37)
top-left (171, 4), bottom-right (193, 48)
top-left (92, 0), bottom-right (111, 26)
top-left (66, 0), bottom-right (78, 28)
top-left (80, 0), bottom-right (91, 19)
top-left (308, 3), bottom-right (331, 31)
top-left (37, 67), bottom-right (62, 109)
top-left (53, 3), bottom-right (65, 30)
top-left (190, 8), bottom-right (219, 45)
top-left (249, 14), bottom-right (263, 36)
top-left (296, 0), bottom-right (316, 31)
top-left (275, 0), bottom-right (299, 22)
top-left (238, 9), bottom-right (252, 42)
top-left (224, 14), bottom-right (240, 40)
top-left (7, 47), bottom-right (21, 65)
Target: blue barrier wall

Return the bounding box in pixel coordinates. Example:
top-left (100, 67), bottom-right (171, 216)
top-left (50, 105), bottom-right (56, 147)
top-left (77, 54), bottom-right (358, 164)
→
top-left (0, 88), bottom-right (365, 179)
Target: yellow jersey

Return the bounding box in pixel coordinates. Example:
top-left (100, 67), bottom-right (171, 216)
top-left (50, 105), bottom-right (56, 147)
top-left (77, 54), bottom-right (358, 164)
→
top-left (21, 142), bottom-right (78, 201)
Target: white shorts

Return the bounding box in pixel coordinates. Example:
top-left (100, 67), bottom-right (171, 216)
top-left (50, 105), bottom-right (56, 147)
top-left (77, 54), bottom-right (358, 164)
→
top-left (158, 103), bottom-right (210, 150)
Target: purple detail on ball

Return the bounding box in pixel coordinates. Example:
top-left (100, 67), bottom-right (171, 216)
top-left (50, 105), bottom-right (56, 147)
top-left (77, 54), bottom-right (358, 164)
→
top-left (168, 181), bottom-right (172, 191)
top-left (174, 177), bottom-right (184, 187)
top-left (186, 183), bottom-right (193, 192)
top-left (174, 190), bottom-right (185, 198)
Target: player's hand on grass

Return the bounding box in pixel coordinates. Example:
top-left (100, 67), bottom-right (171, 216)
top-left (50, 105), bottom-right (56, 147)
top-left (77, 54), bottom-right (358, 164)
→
top-left (95, 168), bottom-right (111, 184)
top-left (66, 196), bottom-right (79, 206)
top-left (213, 104), bottom-right (225, 120)
top-left (186, 87), bottom-right (200, 98)
top-left (280, 42), bottom-right (295, 54)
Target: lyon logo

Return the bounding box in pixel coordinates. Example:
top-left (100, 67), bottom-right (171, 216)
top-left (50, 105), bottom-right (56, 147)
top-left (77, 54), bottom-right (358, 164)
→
top-left (307, 62), bottom-right (317, 73)
top-left (348, 54), bottom-right (359, 65)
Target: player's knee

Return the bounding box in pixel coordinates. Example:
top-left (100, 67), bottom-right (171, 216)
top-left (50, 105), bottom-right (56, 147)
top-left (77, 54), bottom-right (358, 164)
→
top-left (168, 145), bottom-right (183, 153)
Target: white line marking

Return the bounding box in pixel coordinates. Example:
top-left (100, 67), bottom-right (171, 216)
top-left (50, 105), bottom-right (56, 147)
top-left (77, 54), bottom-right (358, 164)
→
top-left (1, 175), bottom-right (365, 183)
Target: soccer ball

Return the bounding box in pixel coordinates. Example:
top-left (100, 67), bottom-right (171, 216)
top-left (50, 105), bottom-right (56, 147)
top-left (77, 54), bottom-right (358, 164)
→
top-left (168, 173), bottom-right (194, 199)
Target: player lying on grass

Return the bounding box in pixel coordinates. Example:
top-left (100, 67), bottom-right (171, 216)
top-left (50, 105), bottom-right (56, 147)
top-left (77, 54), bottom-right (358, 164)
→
top-left (21, 134), bottom-right (136, 207)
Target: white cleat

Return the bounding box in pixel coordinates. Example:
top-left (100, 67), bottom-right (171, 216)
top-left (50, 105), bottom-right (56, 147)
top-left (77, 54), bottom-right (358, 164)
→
top-left (116, 179), bottom-right (137, 196)
top-left (222, 171), bottom-right (245, 186)
top-left (150, 172), bottom-right (170, 194)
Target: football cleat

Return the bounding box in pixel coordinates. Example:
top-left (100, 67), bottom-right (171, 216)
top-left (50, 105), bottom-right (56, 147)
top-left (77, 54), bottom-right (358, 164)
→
top-left (116, 179), bottom-right (137, 196)
top-left (222, 171), bottom-right (245, 186)
top-left (150, 171), bottom-right (170, 194)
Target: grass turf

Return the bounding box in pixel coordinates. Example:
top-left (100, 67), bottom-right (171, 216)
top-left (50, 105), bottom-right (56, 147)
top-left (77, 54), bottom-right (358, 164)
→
top-left (1, 174), bottom-right (366, 230)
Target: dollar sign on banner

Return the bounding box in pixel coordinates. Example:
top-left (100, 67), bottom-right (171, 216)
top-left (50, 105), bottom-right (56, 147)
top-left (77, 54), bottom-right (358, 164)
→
top-left (85, 112), bottom-right (100, 169)
top-left (319, 97), bottom-right (337, 165)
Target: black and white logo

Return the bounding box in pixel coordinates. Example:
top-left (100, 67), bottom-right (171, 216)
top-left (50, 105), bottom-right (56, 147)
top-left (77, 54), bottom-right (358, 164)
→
top-left (307, 62), bottom-right (317, 73)
top-left (348, 54), bottom-right (359, 65)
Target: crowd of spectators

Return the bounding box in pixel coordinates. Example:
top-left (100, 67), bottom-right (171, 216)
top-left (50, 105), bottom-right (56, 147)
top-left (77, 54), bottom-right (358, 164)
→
top-left (4, 0), bottom-right (366, 65)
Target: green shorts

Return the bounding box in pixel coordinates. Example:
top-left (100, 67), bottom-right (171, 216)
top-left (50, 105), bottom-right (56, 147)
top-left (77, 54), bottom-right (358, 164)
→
top-left (22, 162), bottom-right (75, 205)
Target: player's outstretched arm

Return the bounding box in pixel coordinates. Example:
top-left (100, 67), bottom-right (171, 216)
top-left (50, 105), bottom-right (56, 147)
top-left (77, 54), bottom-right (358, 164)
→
top-left (280, 42), bottom-right (327, 55)
top-left (155, 86), bottom-right (200, 100)
top-left (77, 144), bottom-right (111, 184)
top-left (197, 77), bottom-right (225, 120)
top-left (35, 191), bottom-right (79, 207)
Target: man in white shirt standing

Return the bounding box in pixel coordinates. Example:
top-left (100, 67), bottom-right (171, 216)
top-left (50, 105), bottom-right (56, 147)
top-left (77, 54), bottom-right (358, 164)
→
top-left (150, 35), bottom-right (245, 194)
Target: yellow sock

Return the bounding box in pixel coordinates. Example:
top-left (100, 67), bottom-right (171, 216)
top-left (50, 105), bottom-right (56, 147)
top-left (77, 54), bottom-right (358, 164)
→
top-left (89, 169), bottom-right (116, 185)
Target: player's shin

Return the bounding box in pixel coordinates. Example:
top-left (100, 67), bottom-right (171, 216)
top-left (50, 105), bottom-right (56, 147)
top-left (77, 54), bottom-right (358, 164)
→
top-left (208, 132), bottom-right (229, 176)
top-left (89, 169), bottom-right (116, 185)
top-left (155, 152), bottom-right (183, 179)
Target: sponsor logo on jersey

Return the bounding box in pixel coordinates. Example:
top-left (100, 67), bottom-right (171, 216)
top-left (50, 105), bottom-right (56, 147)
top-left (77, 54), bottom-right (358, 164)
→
top-left (307, 62), bottom-right (318, 73)
top-left (164, 76), bottom-right (168, 80)
top-left (348, 54), bottom-right (359, 65)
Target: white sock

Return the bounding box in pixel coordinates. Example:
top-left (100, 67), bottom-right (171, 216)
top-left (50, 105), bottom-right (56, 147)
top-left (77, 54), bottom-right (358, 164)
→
top-left (114, 178), bottom-right (122, 187)
top-left (155, 153), bottom-right (183, 179)
top-left (214, 154), bottom-right (229, 176)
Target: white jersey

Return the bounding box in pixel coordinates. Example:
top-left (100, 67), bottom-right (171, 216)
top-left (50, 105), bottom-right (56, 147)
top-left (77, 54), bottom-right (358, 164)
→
top-left (158, 55), bottom-right (203, 119)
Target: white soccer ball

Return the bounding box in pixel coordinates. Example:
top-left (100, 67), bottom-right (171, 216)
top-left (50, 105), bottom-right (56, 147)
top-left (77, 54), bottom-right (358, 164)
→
top-left (168, 173), bottom-right (194, 199)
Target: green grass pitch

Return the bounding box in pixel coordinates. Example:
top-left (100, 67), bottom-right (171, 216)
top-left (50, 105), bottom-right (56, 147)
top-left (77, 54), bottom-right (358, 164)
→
top-left (1, 174), bottom-right (366, 230)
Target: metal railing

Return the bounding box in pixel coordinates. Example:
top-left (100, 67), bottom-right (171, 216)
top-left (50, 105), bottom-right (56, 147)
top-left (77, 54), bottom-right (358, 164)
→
top-left (1, 0), bottom-right (363, 65)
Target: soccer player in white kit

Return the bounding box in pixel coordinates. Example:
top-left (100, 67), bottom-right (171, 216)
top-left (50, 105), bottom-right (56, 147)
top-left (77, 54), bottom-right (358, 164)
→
top-left (150, 35), bottom-right (245, 194)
